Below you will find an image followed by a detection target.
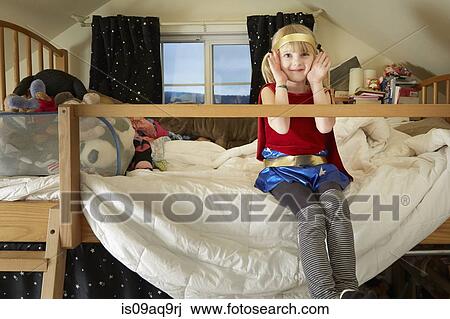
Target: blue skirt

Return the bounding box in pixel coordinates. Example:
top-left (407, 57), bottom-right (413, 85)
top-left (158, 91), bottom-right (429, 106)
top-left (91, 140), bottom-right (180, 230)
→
top-left (255, 148), bottom-right (350, 193)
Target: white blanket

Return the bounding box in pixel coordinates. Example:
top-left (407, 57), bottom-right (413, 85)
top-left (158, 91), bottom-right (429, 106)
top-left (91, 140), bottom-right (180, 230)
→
top-left (0, 175), bottom-right (59, 200)
top-left (81, 118), bottom-right (450, 298)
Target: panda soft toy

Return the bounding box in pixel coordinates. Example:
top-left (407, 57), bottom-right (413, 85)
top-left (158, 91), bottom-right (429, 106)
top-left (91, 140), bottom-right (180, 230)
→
top-left (80, 139), bottom-right (117, 175)
top-left (79, 117), bottom-right (135, 176)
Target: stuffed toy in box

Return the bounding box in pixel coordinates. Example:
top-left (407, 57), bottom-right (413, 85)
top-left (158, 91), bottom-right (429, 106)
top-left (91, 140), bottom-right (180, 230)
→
top-left (0, 113), bottom-right (135, 176)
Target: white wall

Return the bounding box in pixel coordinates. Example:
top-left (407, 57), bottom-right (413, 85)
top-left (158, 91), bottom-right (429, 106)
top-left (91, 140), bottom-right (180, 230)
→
top-left (51, 0), bottom-right (393, 87)
top-left (301, 0), bottom-right (450, 77)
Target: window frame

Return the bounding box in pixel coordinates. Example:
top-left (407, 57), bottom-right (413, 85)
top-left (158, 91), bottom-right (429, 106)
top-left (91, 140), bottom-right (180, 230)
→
top-left (161, 29), bottom-right (250, 104)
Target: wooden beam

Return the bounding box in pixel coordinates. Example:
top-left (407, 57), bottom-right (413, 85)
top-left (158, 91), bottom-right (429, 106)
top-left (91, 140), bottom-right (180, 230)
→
top-left (48, 48), bottom-right (54, 69)
top-left (433, 82), bottom-right (438, 104)
top-left (38, 42), bottom-right (43, 71)
top-left (420, 74), bottom-right (450, 87)
top-left (58, 106), bottom-right (81, 248)
top-left (0, 251), bottom-right (47, 272)
top-left (0, 201), bottom-right (58, 242)
top-left (26, 36), bottom-right (32, 76)
top-left (72, 103), bottom-right (450, 118)
top-left (55, 49), bottom-right (68, 73)
top-left (421, 219), bottom-right (450, 244)
top-left (41, 206), bottom-right (67, 299)
top-left (82, 216), bottom-right (100, 243)
top-left (446, 80), bottom-right (450, 104)
top-left (13, 30), bottom-right (19, 87)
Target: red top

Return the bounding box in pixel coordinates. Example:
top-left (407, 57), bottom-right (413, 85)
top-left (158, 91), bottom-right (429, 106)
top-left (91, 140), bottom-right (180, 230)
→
top-left (256, 83), bottom-right (351, 179)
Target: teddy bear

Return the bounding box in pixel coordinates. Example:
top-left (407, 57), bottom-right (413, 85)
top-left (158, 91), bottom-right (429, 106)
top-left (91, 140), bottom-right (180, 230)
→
top-left (13, 69), bottom-right (87, 100)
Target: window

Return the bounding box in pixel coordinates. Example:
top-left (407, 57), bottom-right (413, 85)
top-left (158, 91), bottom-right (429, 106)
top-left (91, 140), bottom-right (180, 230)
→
top-left (162, 42), bottom-right (205, 104)
top-left (161, 27), bottom-right (251, 104)
top-left (212, 44), bottom-right (251, 104)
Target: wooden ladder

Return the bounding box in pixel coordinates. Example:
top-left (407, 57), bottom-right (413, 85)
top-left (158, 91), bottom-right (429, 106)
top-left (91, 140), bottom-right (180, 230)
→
top-left (0, 206), bottom-right (66, 298)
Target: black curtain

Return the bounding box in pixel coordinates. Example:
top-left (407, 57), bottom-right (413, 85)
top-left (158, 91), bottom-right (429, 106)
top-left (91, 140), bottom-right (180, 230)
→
top-left (247, 12), bottom-right (315, 104)
top-left (89, 15), bottom-right (162, 104)
top-left (0, 243), bottom-right (171, 299)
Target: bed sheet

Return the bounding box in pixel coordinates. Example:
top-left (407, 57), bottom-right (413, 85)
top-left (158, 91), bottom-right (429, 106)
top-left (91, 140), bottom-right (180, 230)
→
top-left (0, 175), bottom-right (59, 200)
top-left (80, 118), bottom-right (450, 298)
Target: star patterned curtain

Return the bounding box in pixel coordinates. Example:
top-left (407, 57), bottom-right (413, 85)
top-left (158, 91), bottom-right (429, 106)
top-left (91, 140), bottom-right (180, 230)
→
top-left (89, 15), bottom-right (162, 104)
top-left (246, 12), bottom-right (315, 104)
top-left (0, 243), bottom-right (171, 298)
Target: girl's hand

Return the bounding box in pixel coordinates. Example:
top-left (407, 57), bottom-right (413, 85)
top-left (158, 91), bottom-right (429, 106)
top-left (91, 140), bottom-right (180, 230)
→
top-left (307, 52), bottom-right (331, 84)
top-left (267, 51), bottom-right (288, 85)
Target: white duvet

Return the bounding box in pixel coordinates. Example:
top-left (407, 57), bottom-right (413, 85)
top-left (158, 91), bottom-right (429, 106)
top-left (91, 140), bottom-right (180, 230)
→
top-left (0, 175), bottom-right (59, 200)
top-left (80, 118), bottom-right (450, 298)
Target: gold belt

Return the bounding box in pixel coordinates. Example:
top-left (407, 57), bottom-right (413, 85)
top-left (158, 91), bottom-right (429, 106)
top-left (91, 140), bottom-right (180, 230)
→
top-left (264, 155), bottom-right (327, 168)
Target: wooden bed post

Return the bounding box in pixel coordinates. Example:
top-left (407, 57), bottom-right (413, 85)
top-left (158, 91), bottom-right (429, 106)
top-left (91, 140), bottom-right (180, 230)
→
top-left (41, 206), bottom-right (67, 298)
top-left (58, 105), bottom-right (82, 249)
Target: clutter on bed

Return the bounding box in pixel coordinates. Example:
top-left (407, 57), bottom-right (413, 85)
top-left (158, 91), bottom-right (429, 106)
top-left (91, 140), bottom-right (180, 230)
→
top-left (128, 117), bottom-right (184, 171)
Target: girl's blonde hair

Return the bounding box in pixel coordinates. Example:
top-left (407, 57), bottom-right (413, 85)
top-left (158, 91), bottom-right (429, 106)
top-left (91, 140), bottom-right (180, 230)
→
top-left (261, 24), bottom-right (318, 84)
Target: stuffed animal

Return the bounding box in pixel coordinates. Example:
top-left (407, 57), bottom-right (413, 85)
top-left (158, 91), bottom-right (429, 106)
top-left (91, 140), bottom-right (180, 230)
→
top-left (79, 117), bottom-right (135, 175)
top-left (55, 91), bottom-right (100, 106)
top-left (383, 64), bottom-right (412, 77)
top-left (4, 94), bottom-right (39, 112)
top-left (368, 78), bottom-right (380, 90)
top-left (80, 139), bottom-right (116, 174)
top-left (4, 79), bottom-right (56, 112)
top-left (13, 69), bottom-right (87, 100)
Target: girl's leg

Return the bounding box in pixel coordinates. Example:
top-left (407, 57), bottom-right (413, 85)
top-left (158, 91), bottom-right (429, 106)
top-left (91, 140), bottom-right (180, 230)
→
top-left (318, 182), bottom-right (358, 294)
top-left (270, 182), bottom-right (338, 299)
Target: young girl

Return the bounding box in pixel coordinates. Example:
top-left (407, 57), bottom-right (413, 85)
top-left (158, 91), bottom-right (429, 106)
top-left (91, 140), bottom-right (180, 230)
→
top-left (255, 24), bottom-right (361, 299)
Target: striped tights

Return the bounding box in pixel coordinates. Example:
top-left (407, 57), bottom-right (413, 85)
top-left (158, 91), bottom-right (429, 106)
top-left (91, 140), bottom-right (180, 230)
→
top-left (270, 181), bottom-right (358, 298)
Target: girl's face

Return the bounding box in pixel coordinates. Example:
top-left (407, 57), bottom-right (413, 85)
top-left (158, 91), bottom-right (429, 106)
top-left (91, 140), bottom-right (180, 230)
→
top-left (278, 43), bottom-right (314, 83)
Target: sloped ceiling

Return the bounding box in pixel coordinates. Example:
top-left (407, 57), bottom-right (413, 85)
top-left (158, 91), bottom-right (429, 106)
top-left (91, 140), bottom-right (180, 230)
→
top-left (300, 0), bottom-right (450, 77)
top-left (0, 0), bottom-right (108, 39)
top-left (0, 0), bottom-right (448, 77)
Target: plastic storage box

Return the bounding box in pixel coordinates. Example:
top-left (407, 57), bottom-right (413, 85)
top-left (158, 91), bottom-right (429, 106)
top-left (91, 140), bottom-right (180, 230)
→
top-left (0, 112), bottom-right (135, 176)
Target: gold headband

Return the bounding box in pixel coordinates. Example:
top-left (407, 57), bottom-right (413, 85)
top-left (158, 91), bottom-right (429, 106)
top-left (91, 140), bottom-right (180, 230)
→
top-left (272, 33), bottom-right (317, 51)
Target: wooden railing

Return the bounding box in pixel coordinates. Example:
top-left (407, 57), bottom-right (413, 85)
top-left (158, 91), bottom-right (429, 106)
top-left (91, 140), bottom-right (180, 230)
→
top-left (57, 103), bottom-right (450, 248)
top-left (0, 20), bottom-right (68, 110)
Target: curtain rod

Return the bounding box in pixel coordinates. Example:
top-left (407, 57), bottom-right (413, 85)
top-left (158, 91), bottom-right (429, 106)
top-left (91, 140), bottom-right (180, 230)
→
top-left (71, 9), bottom-right (324, 28)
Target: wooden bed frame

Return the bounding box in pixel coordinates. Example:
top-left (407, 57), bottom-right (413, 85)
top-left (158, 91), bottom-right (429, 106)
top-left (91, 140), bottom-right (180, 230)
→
top-left (0, 19), bottom-right (449, 299)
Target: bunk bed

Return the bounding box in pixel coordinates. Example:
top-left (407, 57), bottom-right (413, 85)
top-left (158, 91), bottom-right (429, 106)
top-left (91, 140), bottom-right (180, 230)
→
top-left (0, 19), bottom-right (449, 298)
